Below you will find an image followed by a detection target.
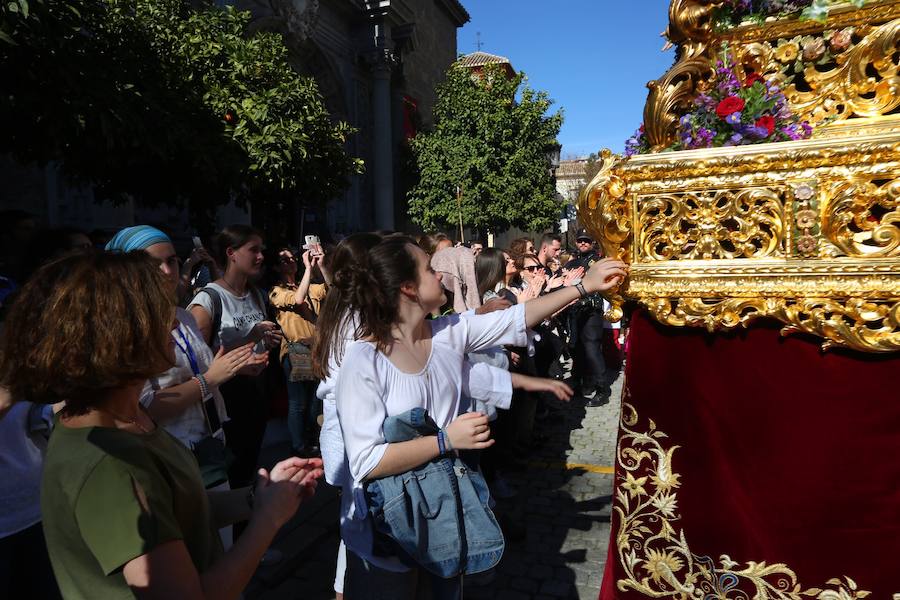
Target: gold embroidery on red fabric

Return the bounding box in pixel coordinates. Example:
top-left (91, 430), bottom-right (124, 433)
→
top-left (614, 388), bottom-right (873, 599)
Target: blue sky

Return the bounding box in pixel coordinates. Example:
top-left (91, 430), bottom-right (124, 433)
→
top-left (459, 1), bottom-right (673, 158)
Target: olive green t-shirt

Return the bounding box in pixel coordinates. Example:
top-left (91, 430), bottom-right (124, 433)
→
top-left (41, 418), bottom-right (223, 599)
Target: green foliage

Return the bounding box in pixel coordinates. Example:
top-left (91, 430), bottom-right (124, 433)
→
top-left (407, 63), bottom-right (563, 234)
top-left (0, 0), bottom-right (360, 213)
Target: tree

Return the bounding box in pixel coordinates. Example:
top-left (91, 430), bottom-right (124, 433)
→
top-left (0, 0), bottom-right (361, 217)
top-left (407, 63), bottom-right (563, 234)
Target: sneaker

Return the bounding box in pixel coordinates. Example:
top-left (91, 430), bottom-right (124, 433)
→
top-left (583, 389), bottom-right (610, 408)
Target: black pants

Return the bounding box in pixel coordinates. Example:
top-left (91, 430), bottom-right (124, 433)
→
top-left (221, 374), bottom-right (269, 489)
top-left (0, 523), bottom-right (61, 600)
top-left (572, 309), bottom-right (607, 392)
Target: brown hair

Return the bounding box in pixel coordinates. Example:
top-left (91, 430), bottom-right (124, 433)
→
top-left (311, 232), bottom-right (383, 378)
top-left (508, 237), bottom-right (533, 262)
top-left (313, 236), bottom-right (419, 375)
top-left (0, 251), bottom-right (176, 415)
top-left (417, 232), bottom-right (450, 256)
top-left (514, 252), bottom-right (541, 272)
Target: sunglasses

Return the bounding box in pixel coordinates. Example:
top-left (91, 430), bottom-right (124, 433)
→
top-left (522, 265), bottom-right (542, 272)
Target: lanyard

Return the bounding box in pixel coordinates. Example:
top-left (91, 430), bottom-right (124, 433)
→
top-left (173, 327), bottom-right (201, 376)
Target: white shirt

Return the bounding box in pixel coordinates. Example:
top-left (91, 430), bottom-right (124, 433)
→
top-left (189, 282), bottom-right (266, 351)
top-left (140, 308), bottom-right (228, 448)
top-left (334, 303), bottom-right (526, 570)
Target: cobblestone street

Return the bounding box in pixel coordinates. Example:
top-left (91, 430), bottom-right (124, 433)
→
top-left (247, 370), bottom-right (623, 600)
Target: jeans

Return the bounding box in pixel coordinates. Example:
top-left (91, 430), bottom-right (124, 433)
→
top-left (282, 356), bottom-right (320, 452)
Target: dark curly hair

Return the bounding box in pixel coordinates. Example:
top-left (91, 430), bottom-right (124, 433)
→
top-left (0, 250), bottom-right (176, 415)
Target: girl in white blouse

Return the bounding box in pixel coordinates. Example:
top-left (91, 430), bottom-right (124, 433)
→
top-left (320, 236), bottom-right (626, 598)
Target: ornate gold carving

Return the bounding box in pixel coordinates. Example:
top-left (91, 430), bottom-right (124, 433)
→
top-left (664, 0), bottom-right (723, 58)
top-left (580, 149), bottom-right (630, 262)
top-left (779, 18), bottom-right (900, 125)
top-left (642, 297), bottom-right (900, 352)
top-left (644, 58), bottom-right (716, 151)
top-left (615, 400), bottom-right (876, 598)
top-left (579, 149), bottom-right (630, 322)
top-left (637, 188), bottom-right (785, 261)
top-left (579, 130), bottom-right (900, 353)
top-left (721, 0), bottom-right (900, 45)
top-left (821, 177), bottom-right (900, 258)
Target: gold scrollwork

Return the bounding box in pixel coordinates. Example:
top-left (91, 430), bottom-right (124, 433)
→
top-left (644, 58), bottom-right (715, 151)
top-left (578, 149), bottom-right (631, 322)
top-left (664, 0), bottom-right (724, 58)
top-left (615, 400), bottom-right (876, 598)
top-left (638, 188), bottom-right (785, 261)
top-left (782, 18), bottom-right (900, 125)
top-left (821, 177), bottom-right (900, 258)
top-left (642, 296), bottom-right (900, 352)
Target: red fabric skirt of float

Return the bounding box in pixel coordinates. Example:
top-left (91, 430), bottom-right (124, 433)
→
top-left (600, 309), bottom-right (900, 599)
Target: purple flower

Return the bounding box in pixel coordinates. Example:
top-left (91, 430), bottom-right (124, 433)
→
top-left (725, 111), bottom-right (743, 126)
top-left (730, 132), bottom-right (744, 145)
top-left (746, 125), bottom-right (770, 139)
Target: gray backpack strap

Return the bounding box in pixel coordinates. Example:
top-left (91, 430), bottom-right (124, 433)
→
top-left (199, 286), bottom-right (223, 347)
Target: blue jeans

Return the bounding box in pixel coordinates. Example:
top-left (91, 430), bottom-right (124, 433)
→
top-left (281, 356), bottom-right (320, 452)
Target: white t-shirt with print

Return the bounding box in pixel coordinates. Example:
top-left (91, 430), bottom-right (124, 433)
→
top-left (189, 282), bottom-right (266, 351)
top-left (139, 308), bottom-right (229, 448)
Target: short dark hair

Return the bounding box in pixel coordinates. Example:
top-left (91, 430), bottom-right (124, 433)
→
top-left (540, 233), bottom-right (562, 248)
top-left (0, 251), bottom-right (176, 415)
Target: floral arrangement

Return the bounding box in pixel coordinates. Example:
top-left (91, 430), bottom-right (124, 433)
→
top-left (713, 0), bottom-right (867, 29)
top-left (624, 55), bottom-right (812, 156)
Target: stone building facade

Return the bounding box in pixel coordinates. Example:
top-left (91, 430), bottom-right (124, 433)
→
top-left (235, 0), bottom-right (470, 237)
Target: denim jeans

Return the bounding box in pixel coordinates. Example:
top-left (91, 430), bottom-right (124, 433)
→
top-left (281, 355), bottom-right (320, 452)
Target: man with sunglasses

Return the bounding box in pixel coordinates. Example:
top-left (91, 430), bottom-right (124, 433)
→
top-left (563, 229), bottom-right (610, 407)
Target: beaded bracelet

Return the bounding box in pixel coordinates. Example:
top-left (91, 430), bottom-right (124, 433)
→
top-left (193, 375), bottom-right (210, 399)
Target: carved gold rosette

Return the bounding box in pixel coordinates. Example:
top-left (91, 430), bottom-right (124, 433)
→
top-left (579, 1), bottom-right (900, 353)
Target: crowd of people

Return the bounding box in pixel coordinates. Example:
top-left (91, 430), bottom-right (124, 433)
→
top-left (0, 212), bottom-right (628, 599)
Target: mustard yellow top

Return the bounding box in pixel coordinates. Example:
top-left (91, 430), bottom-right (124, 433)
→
top-left (269, 282), bottom-right (327, 361)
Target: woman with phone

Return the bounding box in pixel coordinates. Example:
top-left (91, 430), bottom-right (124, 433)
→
top-left (268, 247), bottom-right (327, 458)
top-left (189, 225), bottom-right (283, 490)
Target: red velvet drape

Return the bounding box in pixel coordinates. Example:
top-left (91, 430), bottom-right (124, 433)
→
top-left (600, 309), bottom-right (900, 599)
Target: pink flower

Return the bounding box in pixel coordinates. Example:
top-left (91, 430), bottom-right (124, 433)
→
top-left (802, 38), bottom-right (826, 62)
top-left (829, 29), bottom-right (853, 53)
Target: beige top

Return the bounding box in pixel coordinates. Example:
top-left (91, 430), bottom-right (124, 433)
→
top-left (269, 282), bottom-right (327, 361)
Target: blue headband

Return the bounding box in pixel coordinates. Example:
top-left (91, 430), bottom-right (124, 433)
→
top-left (105, 226), bottom-right (172, 253)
